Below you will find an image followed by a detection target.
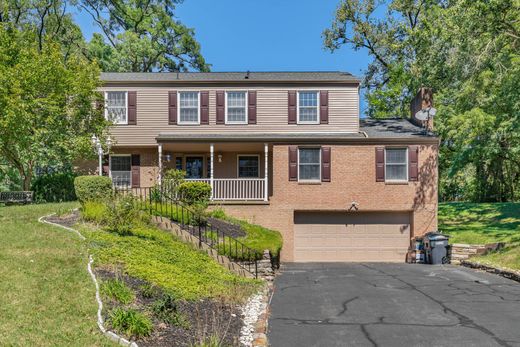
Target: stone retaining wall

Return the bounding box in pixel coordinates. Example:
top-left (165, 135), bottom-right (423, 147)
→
top-left (450, 242), bottom-right (505, 264)
top-left (461, 260), bottom-right (520, 283)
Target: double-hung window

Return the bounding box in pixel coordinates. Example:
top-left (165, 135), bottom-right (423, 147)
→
top-left (297, 91), bottom-right (319, 124)
top-left (237, 155), bottom-right (259, 178)
top-left (105, 91), bottom-right (127, 124)
top-left (178, 91), bottom-right (200, 124)
top-left (110, 155), bottom-right (131, 187)
top-left (298, 148), bottom-right (321, 181)
top-left (385, 148), bottom-right (408, 181)
top-left (226, 91), bottom-right (247, 124)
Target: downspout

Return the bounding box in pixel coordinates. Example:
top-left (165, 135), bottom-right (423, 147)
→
top-left (359, 131), bottom-right (368, 138)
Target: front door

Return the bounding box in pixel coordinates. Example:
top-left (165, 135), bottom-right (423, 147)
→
top-left (185, 156), bottom-right (204, 179)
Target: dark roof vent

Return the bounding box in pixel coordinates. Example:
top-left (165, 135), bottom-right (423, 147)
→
top-left (245, 71), bottom-right (250, 79)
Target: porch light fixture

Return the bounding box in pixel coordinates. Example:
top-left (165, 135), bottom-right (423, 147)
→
top-left (163, 153), bottom-right (172, 162)
top-left (91, 134), bottom-right (112, 176)
top-left (218, 154), bottom-right (223, 163)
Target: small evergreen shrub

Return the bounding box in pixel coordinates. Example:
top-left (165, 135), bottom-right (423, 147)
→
top-left (74, 175), bottom-right (112, 203)
top-left (105, 195), bottom-right (143, 235)
top-left (152, 293), bottom-right (189, 328)
top-left (110, 308), bottom-right (153, 338)
top-left (31, 171), bottom-right (77, 202)
top-left (101, 278), bottom-right (135, 304)
top-left (177, 181), bottom-right (211, 205)
top-left (81, 201), bottom-right (108, 224)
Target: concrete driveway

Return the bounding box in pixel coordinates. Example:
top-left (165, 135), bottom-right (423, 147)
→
top-left (268, 263), bottom-right (520, 347)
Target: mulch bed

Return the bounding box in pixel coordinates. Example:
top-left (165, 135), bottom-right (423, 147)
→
top-left (96, 269), bottom-right (244, 347)
top-left (45, 209), bottom-right (80, 228)
top-left (206, 217), bottom-right (246, 239)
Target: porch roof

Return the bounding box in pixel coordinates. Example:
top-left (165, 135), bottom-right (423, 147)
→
top-left (156, 132), bottom-right (362, 143)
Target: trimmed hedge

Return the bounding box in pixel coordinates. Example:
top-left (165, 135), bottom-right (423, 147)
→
top-left (74, 175), bottom-right (112, 203)
top-left (177, 181), bottom-right (211, 205)
top-left (31, 171), bottom-right (77, 202)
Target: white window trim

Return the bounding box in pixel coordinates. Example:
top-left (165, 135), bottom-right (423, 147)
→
top-left (296, 91), bottom-right (319, 125)
top-left (297, 147), bottom-right (321, 182)
top-left (225, 91), bottom-right (248, 125)
top-left (177, 91), bottom-right (201, 125)
top-left (236, 154), bottom-right (260, 178)
top-left (384, 147), bottom-right (408, 182)
top-left (109, 154), bottom-right (132, 186)
top-left (104, 91), bottom-right (128, 125)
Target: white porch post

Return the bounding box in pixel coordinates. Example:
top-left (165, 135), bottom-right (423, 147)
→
top-left (264, 143), bottom-right (268, 201)
top-left (158, 143), bottom-right (163, 187)
top-left (210, 143), bottom-right (214, 200)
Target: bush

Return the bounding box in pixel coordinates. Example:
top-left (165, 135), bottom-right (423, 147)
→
top-left (74, 175), bottom-right (112, 203)
top-left (101, 278), bottom-right (135, 304)
top-left (109, 308), bottom-right (153, 338)
top-left (152, 293), bottom-right (189, 328)
top-left (31, 171), bottom-right (77, 202)
top-left (81, 201), bottom-right (108, 224)
top-left (177, 181), bottom-right (211, 205)
top-left (105, 195), bottom-right (145, 236)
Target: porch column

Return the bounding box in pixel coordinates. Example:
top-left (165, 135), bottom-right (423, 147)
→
top-left (210, 143), bottom-right (214, 200)
top-left (264, 143), bottom-right (268, 201)
top-left (158, 143), bottom-right (163, 187)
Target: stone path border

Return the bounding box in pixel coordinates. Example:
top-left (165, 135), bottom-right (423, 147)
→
top-left (461, 260), bottom-right (520, 283)
top-left (38, 213), bottom-right (138, 347)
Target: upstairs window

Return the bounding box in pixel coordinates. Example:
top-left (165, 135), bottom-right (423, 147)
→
top-left (178, 91), bottom-right (200, 124)
top-left (238, 155), bottom-right (259, 178)
top-left (105, 91), bottom-right (127, 124)
top-left (297, 91), bottom-right (319, 124)
top-left (385, 148), bottom-right (408, 181)
top-left (298, 148), bottom-right (321, 181)
top-left (226, 91), bottom-right (247, 124)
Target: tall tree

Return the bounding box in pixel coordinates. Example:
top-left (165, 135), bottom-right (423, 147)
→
top-left (0, 25), bottom-right (108, 190)
top-left (80, 0), bottom-right (209, 72)
top-left (324, 0), bottom-right (520, 202)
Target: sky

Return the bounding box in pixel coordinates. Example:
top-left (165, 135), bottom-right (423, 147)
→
top-left (72, 0), bottom-right (370, 113)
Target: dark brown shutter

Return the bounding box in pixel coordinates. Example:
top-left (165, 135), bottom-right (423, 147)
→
top-left (320, 91), bottom-right (329, 124)
top-left (102, 155), bottom-right (109, 176)
top-left (375, 147), bottom-right (385, 182)
top-left (248, 91), bottom-right (257, 124)
top-left (131, 154), bottom-right (140, 188)
top-left (216, 91), bottom-right (225, 124)
top-left (321, 147), bottom-right (331, 182)
top-left (168, 91), bottom-right (177, 125)
top-left (200, 91), bottom-right (209, 124)
top-left (288, 91), bottom-right (297, 124)
top-left (289, 146), bottom-right (298, 181)
top-left (127, 91), bottom-right (137, 125)
top-left (408, 145), bottom-right (419, 181)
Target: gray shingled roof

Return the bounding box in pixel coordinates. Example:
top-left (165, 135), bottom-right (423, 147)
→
top-left (101, 71), bottom-right (360, 83)
top-left (360, 118), bottom-right (434, 138)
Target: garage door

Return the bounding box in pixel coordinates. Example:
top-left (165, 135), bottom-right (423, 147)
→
top-left (294, 212), bottom-right (411, 262)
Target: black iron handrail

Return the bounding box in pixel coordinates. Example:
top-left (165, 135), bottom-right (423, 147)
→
top-left (114, 184), bottom-right (259, 278)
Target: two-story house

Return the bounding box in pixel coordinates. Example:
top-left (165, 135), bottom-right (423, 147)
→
top-left (80, 71), bottom-right (438, 262)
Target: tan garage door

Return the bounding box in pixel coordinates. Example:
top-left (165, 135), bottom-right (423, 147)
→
top-left (294, 212), bottom-right (411, 262)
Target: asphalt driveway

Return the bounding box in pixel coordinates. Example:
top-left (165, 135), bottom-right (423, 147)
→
top-left (268, 263), bottom-right (520, 347)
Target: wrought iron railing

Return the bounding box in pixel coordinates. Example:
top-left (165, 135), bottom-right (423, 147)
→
top-left (113, 185), bottom-right (259, 278)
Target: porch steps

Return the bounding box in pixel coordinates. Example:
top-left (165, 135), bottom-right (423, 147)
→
top-left (151, 215), bottom-right (254, 278)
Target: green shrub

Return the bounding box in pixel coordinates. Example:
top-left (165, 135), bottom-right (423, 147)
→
top-left (81, 201), bottom-right (108, 224)
top-left (139, 283), bottom-right (160, 299)
top-left (105, 195), bottom-right (145, 236)
top-left (101, 278), bottom-right (135, 304)
top-left (152, 293), bottom-right (189, 328)
top-left (177, 181), bottom-right (211, 206)
top-left (74, 175), bottom-right (112, 203)
top-left (109, 308), bottom-right (152, 338)
top-left (31, 171), bottom-right (77, 202)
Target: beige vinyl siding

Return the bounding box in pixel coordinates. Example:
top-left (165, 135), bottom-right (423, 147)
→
top-left (102, 86), bottom-right (359, 147)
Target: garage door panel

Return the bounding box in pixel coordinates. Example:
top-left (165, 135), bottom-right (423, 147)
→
top-left (294, 212), bottom-right (411, 262)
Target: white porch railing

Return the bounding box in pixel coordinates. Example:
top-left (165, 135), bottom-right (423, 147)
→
top-left (186, 178), bottom-right (266, 201)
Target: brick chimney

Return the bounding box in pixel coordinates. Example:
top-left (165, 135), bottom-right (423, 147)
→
top-left (410, 87), bottom-right (434, 130)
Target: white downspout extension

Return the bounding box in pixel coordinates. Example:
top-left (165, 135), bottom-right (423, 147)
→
top-left (210, 143), bottom-right (214, 200)
top-left (158, 143), bottom-right (163, 187)
top-left (264, 143), bottom-right (268, 202)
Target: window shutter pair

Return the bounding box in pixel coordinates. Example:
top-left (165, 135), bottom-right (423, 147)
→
top-left (131, 154), bottom-right (140, 188)
top-left (288, 91), bottom-right (329, 124)
top-left (215, 91), bottom-right (258, 124)
top-left (375, 146), bottom-right (419, 182)
top-left (288, 146), bottom-right (331, 182)
top-left (167, 90), bottom-right (214, 125)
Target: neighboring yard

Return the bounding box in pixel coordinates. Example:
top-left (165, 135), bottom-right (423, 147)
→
top-left (0, 203), bottom-right (114, 346)
top-left (439, 202), bottom-right (520, 270)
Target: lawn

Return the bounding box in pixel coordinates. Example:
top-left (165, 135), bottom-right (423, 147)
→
top-left (439, 202), bottom-right (520, 270)
top-left (0, 203), bottom-right (114, 346)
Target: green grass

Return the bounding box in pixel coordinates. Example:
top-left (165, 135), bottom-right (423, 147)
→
top-left (439, 202), bottom-right (520, 270)
top-left (109, 308), bottom-right (152, 338)
top-left (101, 279), bottom-right (135, 304)
top-left (0, 203), bottom-right (115, 346)
top-left (439, 202), bottom-right (520, 244)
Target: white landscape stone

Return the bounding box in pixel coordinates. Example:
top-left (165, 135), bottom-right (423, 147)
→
top-left (239, 292), bottom-right (268, 346)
